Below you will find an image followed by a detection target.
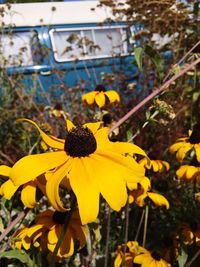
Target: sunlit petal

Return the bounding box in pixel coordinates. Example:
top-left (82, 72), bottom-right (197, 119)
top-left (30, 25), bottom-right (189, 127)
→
top-left (46, 160), bottom-right (72, 211)
top-left (82, 91), bottom-right (96, 105)
top-left (10, 151), bottom-right (68, 186)
top-left (21, 181), bottom-right (37, 208)
top-left (69, 158), bottom-right (100, 225)
top-left (147, 192), bottom-right (170, 209)
top-left (0, 179), bottom-right (18, 199)
top-left (17, 118), bottom-right (64, 149)
top-left (95, 92), bottom-right (106, 108)
top-left (104, 90), bottom-right (120, 103)
top-left (0, 165), bottom-right (11, 177)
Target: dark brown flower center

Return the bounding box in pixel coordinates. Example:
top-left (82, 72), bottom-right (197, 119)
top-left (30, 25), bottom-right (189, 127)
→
top-left (151, 251), bottom-right (161, 261)
top-left (94, 84), bottom-right (106, 92)
top-left (53, 211), bottom-right (68, 224)
top-left (189, 123), bottom-right (200, 144)
top-left (64, 126), bottom-right (97, 157)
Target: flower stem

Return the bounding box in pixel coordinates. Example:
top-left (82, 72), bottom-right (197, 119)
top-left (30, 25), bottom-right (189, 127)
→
top-left (142, 205), bottom-right (149, 247)
top-left (50, 192), bottom-right (77, 267)
top-left (104, 204), bottom-right (111, 267)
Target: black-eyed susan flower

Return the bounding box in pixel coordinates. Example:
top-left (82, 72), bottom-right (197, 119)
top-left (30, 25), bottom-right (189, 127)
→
top-left (139, 157), bottom-right (170, 173)
top-left (169, 123), bottom-right (200, 162)
top-left (10, 119), bottom-right (146, 224)
top-left (180, 222), bottom-right (200, 245)
top-left (134, 250), bottom-right (170, 267)
top-left (136, 191), bottom-right (170, 209)
top-left (0, 165), bottom-right (44, 208)
top-left (114, 241), bottom-right (147, 267)
top-left (82, 85), bottom-right (120, 108)
top-left (13, 210), bottom-right (87, 261)
top-left (127, 176), bottom-right (151, 204)
top-left (176, 165), bottom-right (200, 184)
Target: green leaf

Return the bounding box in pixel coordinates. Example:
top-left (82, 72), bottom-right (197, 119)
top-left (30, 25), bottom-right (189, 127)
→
top-left (134, 47), bottom-right (143, 71)
top-left (0, 249), bottom-right (35, 267)
top-left (177, 247), bottom-right (188, 267)
top-left (144, 44), bottom-right (164, 80)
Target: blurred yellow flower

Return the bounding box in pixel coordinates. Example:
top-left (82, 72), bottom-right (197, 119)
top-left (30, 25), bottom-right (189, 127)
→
top-left (176, 165), bottom-right (200, 184)
top-left (82, 85), bottom-right (120, 108)
top-left (0, 165), bottom-right (45, 208)
top-left (134, 250), bottom-right (170, 267)
top-left (114, 241), bottom-right (147, 267)
top-left (139, 157), bottom-right (170, 172)
top-left (180, 222), bottom-right (200, 245)
top-left (169, 124), bottom-right (200, 162)
top-left (136, 191), bottom-right (170, 209)
top-left (13, 210), bottom-right (87, 261)
top-left (10, 119), bottom-right (146, 224)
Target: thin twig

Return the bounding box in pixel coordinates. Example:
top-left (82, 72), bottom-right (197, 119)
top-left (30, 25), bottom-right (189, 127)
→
top-left (134, 209), bottom-right (145, 241)
top-left (0, 151), bottom-right (15, 165)
top-left (109, 57), bottom-right (200, 134)
top-left (122, 201), bottom-right (129, 267)
top-left (184, 248), bottom-right (200, 267)
top-left (104, 204), bottom-right (111, 267)
top-left (142, 206), bottom-right (149, 247)
top-left (0, 208), bottom-right (29, 242)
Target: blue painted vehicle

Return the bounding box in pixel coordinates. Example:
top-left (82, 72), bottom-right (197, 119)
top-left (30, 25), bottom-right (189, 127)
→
top-left (0, 1), bottom-right (139, 105)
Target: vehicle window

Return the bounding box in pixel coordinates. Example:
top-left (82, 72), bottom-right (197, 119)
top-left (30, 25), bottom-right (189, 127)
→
top-left (50, 26), bottom-right (128, 62)
top-left (0, 31), bottom-right (41, 68)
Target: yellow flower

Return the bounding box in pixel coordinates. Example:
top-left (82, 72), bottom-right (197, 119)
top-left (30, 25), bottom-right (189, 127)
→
top-left (134, 250), bottom-right (170, 267)
top-left (13, 210), bottom-right (87, 261)
top-left (10, 119), bottom-right (146, 224)
top-left (180, 222), bottom-right (200, 245)
top-left (139, 157), bottom-right (170, 172)
top-left (0, 165), bottom-right (44, 208)
top-left (135, 191), bottom-right (170, 209)
top-left (82, 85), bottom-right (120, 108)
top-left (114, 241), bottom-right (147, 267)
top-left (169, 124), bottom-right (200, 162)
top-left (176, 165), bottom-right (200, 184)
top-left (128, 176), bottom-right (151, 204)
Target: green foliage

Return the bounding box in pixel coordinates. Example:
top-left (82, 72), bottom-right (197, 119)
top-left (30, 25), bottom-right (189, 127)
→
top-left (0, 249), bottom-right (35, 267)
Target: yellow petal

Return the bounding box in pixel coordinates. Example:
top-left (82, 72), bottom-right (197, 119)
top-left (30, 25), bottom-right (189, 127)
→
top-left (0, 179), bottom-right (18, 199)
top-left (66, 120), bottom-right (75, 132)
top-left (21, 181), bottom-right (37, 208)
top-left (82, 91), bottom-right (96, 105)
top-left (176, 143), bottom-right (193, 162)
top-left (176, 165), bottom-right (188, 179)
top-left (135, 193), bottom-right (147, 207)
top-left (169, 141), bottom-right (185, 153)
top-left (10, 151), bottom-right (68, 186)
top-left (46, 160), bottom-right (72, 211)
top-left (84, 121), bottom-right (102, 135)
top-left (186, 166), bottom-right (198, 179)
top-left (195, 144), bottom-right (200, 162)
top-left (0, 165), bottom-right (11, 177)
top-left (113, 142), bottom-right (147, 157)
top-left (96, 149), bottom-right (145, 183)
top-left (114, 253), bottom-right (122, 267)
top-left (68, 158), bottom-right (100, 225)
top-left (88, 154), bottom-right (127, 211)
top-left (147, 192), bottom-right (170, 209)
top-left (104, 90), bottom-right (120, 103)
top-left (48, 225), bottom-right (60, 245)
top-left (140, 177), bottom-right (151, 192)
top-left (95, 92), bottom-right (106, 108)
top-left (17, 118), bottom-right (64, 150)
